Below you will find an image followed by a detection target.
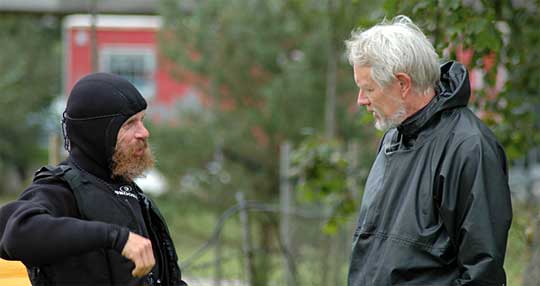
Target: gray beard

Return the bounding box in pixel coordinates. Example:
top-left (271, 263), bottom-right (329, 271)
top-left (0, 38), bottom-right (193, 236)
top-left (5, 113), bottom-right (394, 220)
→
top-left (374, 104), bottom-right (408, 131)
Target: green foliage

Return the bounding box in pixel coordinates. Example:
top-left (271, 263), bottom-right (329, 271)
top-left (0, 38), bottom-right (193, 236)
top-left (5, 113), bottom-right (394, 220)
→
top-left (289, 135), bottom-right (357, 234)
top-left (161, 1), bottom-right (325, 142)
top-left (148, 118), bottom-right (215, 182)
top-left (290, 137), bottom-right (349, 199)
top-left (158, 0), bottom-right (380, 204)
top-left (384, 0), bottom-right (503, 83)
top-left (496, 2), bottom-right (540, 160)
top-left (384, 0), bottom-right (540, 160)
top-left (0, 14), bottom-right (62, 185)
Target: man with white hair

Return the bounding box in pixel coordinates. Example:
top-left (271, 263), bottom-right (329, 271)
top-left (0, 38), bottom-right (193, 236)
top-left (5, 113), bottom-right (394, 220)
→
top-left (345, 16), bottom-right (512, 285)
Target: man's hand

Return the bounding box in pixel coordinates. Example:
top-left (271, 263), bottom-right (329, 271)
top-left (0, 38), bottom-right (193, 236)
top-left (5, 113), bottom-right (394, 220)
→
top-left (121, 232), bottom-right (155, 277)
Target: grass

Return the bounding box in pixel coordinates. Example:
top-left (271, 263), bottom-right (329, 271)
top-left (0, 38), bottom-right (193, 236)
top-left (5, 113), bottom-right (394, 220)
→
top-left (504, 203), bottom-right (536, 285)
top-left (153, 193), bottom-right (245, 280)
top-left (157, 195), bottom-right (535, 285)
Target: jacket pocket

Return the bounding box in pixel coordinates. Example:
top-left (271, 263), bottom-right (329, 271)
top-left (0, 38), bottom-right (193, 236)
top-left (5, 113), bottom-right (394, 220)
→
top-left (379, 233), bottom-right (458, 285)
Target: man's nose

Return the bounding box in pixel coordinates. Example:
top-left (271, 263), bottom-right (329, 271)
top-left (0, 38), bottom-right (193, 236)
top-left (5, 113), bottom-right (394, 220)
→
top-left (357, 90), bottom-right (370, 106)
top-left (136, 123), bottom-right (150, 139)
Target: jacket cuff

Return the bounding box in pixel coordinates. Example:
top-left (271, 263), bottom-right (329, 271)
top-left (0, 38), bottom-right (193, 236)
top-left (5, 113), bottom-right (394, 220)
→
top-left (108, 225), bottom-right (130, 253)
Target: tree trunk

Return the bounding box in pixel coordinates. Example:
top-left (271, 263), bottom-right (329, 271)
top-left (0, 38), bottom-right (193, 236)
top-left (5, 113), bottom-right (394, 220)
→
top-left (89, 0), bottom-right (99, 72)
top-left (324, 0), bottom-right (339, 139)
top-left (319, 235), bottom-right (331, 285)
top-left (236, 192), bottom-right (256, 286)
top-left (254, 220), bottom-right (275, 286)
top-left (523, 211), bottom-right (540, 286)
top-left (324, 13), bottom-right (337, 139)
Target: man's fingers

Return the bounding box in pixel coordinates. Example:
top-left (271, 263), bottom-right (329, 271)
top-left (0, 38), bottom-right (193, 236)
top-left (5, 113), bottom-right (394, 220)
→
top-left (131, 247), bottom-right (154, 277)
top-left (131, 253), bottom-right (146, 277)
top-left (133, 248), bottom-right (154, 277)
top-left (140, 240), bottom-right (155, 276)
top-left (122, 232), bottom-right (155, 277)
top-left (142, 240), bottom-right (154, 266)
top-left (132, 258), bottom-right (152, 277)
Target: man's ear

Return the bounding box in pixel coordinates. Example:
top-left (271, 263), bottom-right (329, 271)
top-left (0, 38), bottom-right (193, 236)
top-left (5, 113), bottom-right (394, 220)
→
top-left (395, 72), bottom-right (412, 99)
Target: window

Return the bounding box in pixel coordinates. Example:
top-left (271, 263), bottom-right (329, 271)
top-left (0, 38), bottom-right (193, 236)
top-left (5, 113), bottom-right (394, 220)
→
top-left (100, 47), bottom-right (156, 99)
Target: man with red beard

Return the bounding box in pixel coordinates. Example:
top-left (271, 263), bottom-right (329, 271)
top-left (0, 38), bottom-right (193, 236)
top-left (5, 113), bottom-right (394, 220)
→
top-left (0, 73), bottom-right (187, 286)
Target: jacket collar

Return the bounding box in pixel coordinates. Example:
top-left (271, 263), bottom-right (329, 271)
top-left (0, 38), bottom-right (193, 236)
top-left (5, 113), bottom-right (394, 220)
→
top-left (397, 61), bottom-right (470, 139)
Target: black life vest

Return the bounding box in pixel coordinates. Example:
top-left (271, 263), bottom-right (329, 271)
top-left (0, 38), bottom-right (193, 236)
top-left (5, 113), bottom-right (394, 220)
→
top-left (28, 163), bottom-right (186, 286)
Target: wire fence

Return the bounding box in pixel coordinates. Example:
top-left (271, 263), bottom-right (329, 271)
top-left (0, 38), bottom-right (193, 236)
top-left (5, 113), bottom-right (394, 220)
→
top-left (179, 197), bottom-right (353, 286)
top-left (168, 142), bottom-right (358, 286)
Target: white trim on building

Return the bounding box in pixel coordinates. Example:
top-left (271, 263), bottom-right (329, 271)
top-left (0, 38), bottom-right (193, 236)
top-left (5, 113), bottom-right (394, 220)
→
top-left (63, 14), bottom-right (161, 29)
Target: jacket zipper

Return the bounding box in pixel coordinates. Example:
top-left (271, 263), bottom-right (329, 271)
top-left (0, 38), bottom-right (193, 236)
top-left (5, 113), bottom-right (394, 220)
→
top-left (143, 197), bottom-right (167, 284)
top-left (122, 198), bottom-right (144, 234)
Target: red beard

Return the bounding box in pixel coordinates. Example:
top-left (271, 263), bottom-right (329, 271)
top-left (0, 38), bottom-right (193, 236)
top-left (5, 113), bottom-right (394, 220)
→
top-left (111, 139), bottom-right (155, 181)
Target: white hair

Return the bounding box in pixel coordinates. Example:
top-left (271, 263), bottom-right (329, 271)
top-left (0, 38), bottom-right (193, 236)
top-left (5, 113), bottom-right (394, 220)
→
top-left (345, 15), bottom-right (440, 95)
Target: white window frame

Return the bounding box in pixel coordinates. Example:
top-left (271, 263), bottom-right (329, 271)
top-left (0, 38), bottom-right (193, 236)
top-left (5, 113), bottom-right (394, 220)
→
top-left (99, 46), bottom-right (156, 100)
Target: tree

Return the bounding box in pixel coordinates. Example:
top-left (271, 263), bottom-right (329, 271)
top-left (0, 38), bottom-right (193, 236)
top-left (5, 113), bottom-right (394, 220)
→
top-left (0, 14), bottom-right (62, 193)
top-left (384, 0), bottom-right (540, 160)
top-left (157, 0), bottom-right (380, 284)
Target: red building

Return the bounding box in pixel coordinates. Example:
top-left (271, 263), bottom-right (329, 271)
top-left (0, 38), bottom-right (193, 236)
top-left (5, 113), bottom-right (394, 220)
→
top-left (64, 14), bottom-right (201, 123)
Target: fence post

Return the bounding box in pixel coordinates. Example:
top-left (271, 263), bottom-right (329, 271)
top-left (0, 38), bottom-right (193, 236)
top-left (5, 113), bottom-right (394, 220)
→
top-left (236, 192), bottom-right (255, 286)
top-left (214, 214), bottom-right (222, 286)
top-left (347, 141), bottom-right (359, 200)
top-left (280, 142), bottom-right (296, 286)
top-left (523, 149), bottom-right (540, 284)
top-left (48, 133), bottom-right (61, 165)
top-left (89, 0), bottom-right (99, 72)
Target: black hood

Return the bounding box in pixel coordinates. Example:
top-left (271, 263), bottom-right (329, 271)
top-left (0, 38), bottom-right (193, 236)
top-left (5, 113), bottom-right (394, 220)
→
top-left (64, 73), bottom-right (147, 181)
top-left (398, 61), bottom-right (470, 138)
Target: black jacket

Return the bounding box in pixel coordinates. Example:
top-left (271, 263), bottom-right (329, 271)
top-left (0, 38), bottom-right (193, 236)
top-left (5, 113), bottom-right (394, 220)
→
top-left (0, 73), bottom-right (187, 285)
top-left (348, 61), bottom-right (513, 286)
top-left (0, 157), bottom-right (187, 286)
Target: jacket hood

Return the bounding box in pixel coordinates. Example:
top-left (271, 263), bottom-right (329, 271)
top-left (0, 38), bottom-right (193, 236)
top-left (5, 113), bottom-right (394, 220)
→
top-left (63, 73), bottom-right (147, 181)
top-left (398, 61), bottom-right (470, 138)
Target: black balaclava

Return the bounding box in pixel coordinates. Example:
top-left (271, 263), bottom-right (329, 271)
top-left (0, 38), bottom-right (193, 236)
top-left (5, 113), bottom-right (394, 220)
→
top-left (63, 73), bottom-right (147, 181)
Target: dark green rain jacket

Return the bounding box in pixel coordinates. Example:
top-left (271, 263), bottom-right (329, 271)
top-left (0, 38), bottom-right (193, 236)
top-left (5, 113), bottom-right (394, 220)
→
top-left (348, 61), bottom-right (512, 286)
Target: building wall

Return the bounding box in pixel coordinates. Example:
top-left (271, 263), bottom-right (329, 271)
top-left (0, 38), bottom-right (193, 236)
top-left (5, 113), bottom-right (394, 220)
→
top-left (64, 14), bottom-right (200, 123)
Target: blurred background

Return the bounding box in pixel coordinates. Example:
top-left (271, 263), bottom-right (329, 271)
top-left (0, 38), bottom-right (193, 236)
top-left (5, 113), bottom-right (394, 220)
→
top-left (0, 0), bottom-right (539, 285)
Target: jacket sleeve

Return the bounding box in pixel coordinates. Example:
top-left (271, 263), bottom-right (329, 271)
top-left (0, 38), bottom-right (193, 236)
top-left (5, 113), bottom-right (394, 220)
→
top-left (438, 135), bottom-right (513, 286)
top-left (0, 176), bottom-right (129, 266)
